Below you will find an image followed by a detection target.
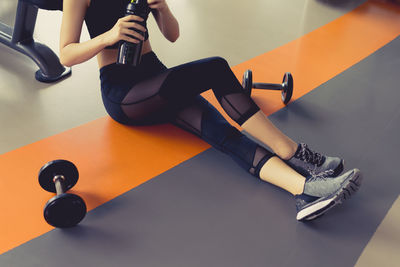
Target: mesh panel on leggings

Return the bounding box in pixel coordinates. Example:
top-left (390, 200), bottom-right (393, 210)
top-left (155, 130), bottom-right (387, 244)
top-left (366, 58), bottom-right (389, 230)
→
top-left (121, 94), bottom-right (168, 122)
top-left (121, 71), bottom-right (171, 122)
top-left (220, 93), bottom-right (260, 125)
top-left (249, 146), bottom-right (273, 176)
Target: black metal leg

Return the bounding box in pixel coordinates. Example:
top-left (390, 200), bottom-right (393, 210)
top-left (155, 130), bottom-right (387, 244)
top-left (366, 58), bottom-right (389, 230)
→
top-left (0, 0), bottom-right (71, 83)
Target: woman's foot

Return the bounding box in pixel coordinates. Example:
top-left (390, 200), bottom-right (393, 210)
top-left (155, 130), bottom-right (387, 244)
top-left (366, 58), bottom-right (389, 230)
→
top-left (286, 143), bottom-right (344, 177)
top-left (295, 168), bottom-right (363, 221)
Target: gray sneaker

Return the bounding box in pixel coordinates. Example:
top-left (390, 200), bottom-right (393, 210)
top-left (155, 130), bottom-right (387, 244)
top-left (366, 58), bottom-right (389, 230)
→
top-left (286, 143), bottom-right (344, 177)
top-left (295, 168), bottom-right (363, 221)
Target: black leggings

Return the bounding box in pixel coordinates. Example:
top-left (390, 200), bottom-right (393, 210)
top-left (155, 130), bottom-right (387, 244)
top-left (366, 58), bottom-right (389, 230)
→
top-left (100, 52), bottom-right (274, 177)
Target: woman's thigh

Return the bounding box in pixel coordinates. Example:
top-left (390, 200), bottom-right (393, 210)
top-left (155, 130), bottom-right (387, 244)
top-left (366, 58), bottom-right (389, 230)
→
top-left (117, 57), bottom-right (227, 125)
top-left (118, 56), bottom-right (258, 125)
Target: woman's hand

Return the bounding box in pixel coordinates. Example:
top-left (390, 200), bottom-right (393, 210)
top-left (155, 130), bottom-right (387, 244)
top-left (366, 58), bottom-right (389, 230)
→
top-left (148, 0), bottom-right (168, 12)
top-left (103, 15), bottom-right (147, 46)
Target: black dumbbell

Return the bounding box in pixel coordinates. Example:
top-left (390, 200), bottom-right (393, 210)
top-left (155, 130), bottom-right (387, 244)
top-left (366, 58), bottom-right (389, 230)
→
top-left (39, 160), bottom-right (87, 228)
top-left (242, 69), bottom-right (294, 105)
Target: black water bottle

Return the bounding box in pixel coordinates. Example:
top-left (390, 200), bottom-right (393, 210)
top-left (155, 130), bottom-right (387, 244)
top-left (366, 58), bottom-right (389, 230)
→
top-left (117, 0), bottom-right (150, 66)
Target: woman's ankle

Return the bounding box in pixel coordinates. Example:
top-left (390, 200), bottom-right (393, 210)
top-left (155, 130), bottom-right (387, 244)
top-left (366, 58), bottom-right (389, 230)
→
top-left (274, 142), bottom-right (299, 160)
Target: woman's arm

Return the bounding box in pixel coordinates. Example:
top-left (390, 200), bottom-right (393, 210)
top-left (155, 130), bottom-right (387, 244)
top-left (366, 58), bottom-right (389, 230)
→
top-left (59, 0), bottom-right (104, 66)
top-left (149, 0), bottom-right (180, 42)
top-left (60, 0), bottom-right (147, 67)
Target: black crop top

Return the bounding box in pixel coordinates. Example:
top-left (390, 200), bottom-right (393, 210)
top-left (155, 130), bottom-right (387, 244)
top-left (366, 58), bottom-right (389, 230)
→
top-left (85, 0), bottom-right (149, 49)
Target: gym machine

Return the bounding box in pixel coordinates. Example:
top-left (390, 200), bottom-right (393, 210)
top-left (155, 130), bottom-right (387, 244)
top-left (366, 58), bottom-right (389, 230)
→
top-left (0, 0), bottom-right (70, 83)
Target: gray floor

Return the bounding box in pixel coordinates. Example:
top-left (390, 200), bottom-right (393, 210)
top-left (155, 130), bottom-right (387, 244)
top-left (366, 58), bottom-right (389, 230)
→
top-left (1, 0), bottom-right (399, 266)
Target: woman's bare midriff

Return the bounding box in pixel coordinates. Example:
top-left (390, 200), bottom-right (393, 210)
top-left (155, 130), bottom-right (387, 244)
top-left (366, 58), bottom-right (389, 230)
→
top-left (96, 40), bottom-right (152, 69)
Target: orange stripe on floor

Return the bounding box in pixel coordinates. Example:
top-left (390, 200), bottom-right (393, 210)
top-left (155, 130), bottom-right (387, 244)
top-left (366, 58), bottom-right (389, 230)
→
top-left (1, 0), bottom-right (399, 255)
top-left (204, 0), bottom-right (400, 124)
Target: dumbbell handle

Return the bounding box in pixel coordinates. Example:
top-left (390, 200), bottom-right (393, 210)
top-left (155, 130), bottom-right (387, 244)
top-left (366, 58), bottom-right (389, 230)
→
top-left (53, 175), bottom-right (66, 195)
top-left (253, 82), bottom-right (284, 90)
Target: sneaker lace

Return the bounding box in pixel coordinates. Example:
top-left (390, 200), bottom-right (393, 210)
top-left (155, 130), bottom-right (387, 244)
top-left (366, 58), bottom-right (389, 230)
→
top-left (308, 169), bottom-right (335, 182)
top-left (297, 143), bottom-right (324, 167)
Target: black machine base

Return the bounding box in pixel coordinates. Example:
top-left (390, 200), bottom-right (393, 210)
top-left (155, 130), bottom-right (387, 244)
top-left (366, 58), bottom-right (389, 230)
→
top-left (0, 0), bottom-right (70, 83)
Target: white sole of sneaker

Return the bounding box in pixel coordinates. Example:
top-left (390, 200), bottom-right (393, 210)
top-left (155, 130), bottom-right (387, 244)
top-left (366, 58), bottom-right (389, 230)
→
top-left (297, 169), bottom-right (363, 221)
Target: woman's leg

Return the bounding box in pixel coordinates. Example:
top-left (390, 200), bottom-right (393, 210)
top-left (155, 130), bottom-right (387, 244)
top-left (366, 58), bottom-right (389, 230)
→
top-left (154, 57), bottom-right (297, 159)
top-left (118, 57), bottom-right (342, 176)
top-left (169, 95), bottom-right (362, 222)
top-left (241, 111), bottom-right (298, 159)
top-left (168, 95), bottom-right (305, 195)
top-left (151, 57), bottom-right (343, 176)
top-left (117, 66), bottom-right (361, 220)
top-left (118, 70), bottom-right (307, 194)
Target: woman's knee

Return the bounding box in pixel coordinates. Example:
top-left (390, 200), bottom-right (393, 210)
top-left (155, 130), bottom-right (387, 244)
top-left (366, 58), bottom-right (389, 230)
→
top-left (196, 57), bottom-right (231, 82)
top-left (209, 56), bottom-right (228, 64)
top-left (207, 56), bottom-right (229, 69)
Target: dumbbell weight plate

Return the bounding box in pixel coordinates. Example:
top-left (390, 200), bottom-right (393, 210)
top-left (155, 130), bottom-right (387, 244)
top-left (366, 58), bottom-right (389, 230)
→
top-left (282, 72), bottom-right (293, 105)
top-left (242, 69), bottom-right (253, 96)
top-left (44, 193), bottom-right (87, 228)
top-left (39, 160), bottom-right (79, 193)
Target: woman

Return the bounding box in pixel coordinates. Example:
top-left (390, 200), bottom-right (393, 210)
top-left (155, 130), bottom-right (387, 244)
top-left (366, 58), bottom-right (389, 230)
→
top-left (60, 0), bottom-right (362, 221)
